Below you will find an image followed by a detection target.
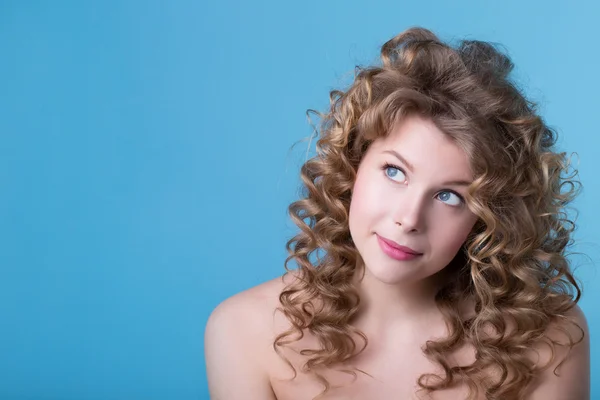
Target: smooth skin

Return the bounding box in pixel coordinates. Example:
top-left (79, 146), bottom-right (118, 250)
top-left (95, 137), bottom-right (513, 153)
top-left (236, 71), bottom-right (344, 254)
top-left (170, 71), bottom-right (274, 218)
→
top-left (205, 115), bottom-right (590, 399)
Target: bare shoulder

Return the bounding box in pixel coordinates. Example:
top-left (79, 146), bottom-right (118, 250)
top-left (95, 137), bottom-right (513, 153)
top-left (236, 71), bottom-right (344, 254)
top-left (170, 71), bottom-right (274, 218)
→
top-left (204, 273), bottom-right (292, 400)
top-left (525, 303), bottom-right (590, 400)
top-left (207, 276), bottom-right (296, 328)
top-left (206, 274), bottom-right (289, 332)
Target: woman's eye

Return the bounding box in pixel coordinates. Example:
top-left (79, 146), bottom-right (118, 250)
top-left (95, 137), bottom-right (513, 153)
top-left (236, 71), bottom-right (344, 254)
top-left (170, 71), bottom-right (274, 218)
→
top-left (437, 191), bottom-right (463, 206)
top-left (383, 163), bottom-right (464, 207)
top-left (383, 164), bottom-right (406, 182)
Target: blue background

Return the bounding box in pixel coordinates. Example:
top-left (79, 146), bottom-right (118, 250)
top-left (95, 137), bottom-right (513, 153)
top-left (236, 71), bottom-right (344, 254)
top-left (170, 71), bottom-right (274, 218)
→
top-left (1, 1), bottom-right (598, 399)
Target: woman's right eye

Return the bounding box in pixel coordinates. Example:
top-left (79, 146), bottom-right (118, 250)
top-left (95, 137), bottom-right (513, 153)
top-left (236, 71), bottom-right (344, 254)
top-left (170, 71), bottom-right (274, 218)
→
top-left (382, 163), bottom-right (407, 183)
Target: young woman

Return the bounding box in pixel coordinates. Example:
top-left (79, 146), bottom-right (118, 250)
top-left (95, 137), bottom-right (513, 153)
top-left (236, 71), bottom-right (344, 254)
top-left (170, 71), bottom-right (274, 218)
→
top-left (205, 27), bottom-right (590, 400)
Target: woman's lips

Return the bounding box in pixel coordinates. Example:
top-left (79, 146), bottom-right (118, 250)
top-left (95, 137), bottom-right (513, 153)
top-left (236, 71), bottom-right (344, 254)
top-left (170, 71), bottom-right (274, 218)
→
top-left (377, 234), bottom-right (423, 261)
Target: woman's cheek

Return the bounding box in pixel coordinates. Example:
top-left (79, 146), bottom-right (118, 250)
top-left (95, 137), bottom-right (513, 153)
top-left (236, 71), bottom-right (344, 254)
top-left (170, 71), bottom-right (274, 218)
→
top-left (444, 219), bottom-right (477, 252)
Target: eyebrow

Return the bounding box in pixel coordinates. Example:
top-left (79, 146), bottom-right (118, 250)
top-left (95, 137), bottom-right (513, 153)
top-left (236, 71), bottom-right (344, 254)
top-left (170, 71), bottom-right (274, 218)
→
top-left (382, 150), bottom-right (473, 187)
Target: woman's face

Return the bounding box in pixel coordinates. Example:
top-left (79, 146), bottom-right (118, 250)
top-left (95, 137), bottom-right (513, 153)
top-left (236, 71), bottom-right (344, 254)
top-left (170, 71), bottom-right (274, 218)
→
top-left (349, 114), bottom-right (479, 285)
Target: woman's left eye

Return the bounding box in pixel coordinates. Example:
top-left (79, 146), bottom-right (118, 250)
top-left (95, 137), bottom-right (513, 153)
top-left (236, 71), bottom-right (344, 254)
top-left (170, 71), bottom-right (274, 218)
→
top-left (436, 191), bottom-right (463, 206)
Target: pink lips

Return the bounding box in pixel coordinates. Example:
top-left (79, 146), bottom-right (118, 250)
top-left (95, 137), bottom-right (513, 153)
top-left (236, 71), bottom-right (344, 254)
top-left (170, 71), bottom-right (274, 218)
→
top-left (377, 234), bottom-right (423, 261)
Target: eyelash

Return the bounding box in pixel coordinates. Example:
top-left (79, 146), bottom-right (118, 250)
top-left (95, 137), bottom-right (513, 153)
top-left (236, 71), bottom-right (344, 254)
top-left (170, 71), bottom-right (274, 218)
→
top-left (381, 163), bottom-right (465, 206)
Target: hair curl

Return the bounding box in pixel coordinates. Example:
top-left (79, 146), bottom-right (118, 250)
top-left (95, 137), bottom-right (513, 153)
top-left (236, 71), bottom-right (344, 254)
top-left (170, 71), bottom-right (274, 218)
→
top-left (274, 26), bottom-right (584, 400)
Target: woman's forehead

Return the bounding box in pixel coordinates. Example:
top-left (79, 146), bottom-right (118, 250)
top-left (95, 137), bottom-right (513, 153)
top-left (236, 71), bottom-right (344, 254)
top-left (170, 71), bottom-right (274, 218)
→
top-left (370, 118), bottom-right (472, 168)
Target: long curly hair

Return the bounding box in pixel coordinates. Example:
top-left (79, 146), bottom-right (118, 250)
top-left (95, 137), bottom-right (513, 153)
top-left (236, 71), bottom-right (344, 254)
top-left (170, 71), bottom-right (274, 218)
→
top-left (274, 26), bottom-right (584, 400)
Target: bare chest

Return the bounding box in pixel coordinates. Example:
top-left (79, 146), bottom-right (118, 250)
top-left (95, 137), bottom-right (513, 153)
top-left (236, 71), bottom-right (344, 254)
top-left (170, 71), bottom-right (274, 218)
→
top-left (266, 332), bottom-right (478, 400)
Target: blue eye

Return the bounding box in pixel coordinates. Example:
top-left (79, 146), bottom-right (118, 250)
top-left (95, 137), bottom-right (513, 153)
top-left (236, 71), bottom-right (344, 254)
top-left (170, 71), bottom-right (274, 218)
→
top-left (383, 163), bottom-right (406, 182)
top-left (382, 163), bottom-right (465, 207)
top-left (437, 191), bottom-right (463, 206)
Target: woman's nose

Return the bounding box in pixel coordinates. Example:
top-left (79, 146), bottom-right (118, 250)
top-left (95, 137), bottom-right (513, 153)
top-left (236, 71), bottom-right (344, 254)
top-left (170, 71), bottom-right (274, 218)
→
top-left (393, 191), bottom-right (427, 232)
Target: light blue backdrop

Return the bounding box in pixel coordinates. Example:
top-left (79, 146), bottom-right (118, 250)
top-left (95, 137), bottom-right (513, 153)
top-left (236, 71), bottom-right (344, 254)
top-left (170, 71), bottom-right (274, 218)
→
top-left (1, 1), bottom-right (598, 399)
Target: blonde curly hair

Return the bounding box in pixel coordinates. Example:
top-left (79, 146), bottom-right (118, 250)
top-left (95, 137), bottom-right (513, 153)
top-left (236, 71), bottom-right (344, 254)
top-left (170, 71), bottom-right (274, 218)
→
top-left (274, 26), bottom-right (585, 400)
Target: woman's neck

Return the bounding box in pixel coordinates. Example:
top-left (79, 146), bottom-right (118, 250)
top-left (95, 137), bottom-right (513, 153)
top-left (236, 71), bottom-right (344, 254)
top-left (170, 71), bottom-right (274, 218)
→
top-left (349, 265), bottom-right (446, 338)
